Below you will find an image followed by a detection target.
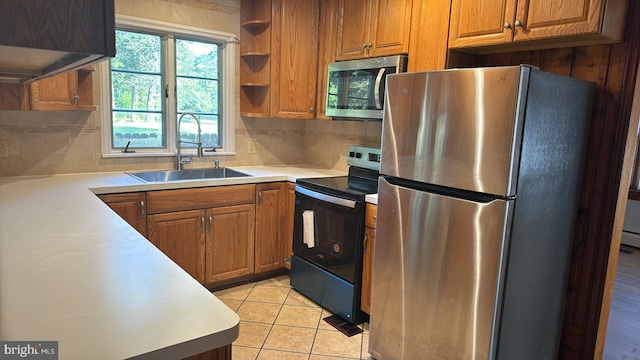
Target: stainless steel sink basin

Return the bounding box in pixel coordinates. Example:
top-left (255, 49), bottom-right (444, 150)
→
top-left (127, 168), bottom-right (252, 182)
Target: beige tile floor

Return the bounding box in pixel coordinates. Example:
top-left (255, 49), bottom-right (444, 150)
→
top-left (213, 275), bottom-right (371, 360)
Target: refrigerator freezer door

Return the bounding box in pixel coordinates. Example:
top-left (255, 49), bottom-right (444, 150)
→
top-left (381, 66), bottom-right (529, 197)
top-left (369, 176), bottom-right (512, 360)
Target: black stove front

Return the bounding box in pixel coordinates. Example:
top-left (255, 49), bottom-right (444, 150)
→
top-left (290, 157), bottom-right (379, 325)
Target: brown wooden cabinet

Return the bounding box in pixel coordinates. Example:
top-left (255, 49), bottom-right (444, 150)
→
top-left (0, 69), bottom-right (96, 111)
top-left (335, 0), bottom-right (413, 60)
top-left (315, 0), bottom-right (339, 120)
top-left (0, 0), bottom-right (115, 83)
top-left (283, 182), bottom-right (296, 270)
top-left (361, 203), bottom-right (377, 314)
top-left (206, 204), bottom-right (256, 283)
top-left (240, 0), bottom-right (319, 119)
top-left (255, 183), bottom-right (286, 273)
top-left (448, 0), bottom-right (628, 52)
top-left (98, 192), bottom-right (147, 237)
top-left (146, 185), bottom-right (256, 285)
top-left (29, 69), bottom-right (97, 111)
top-left (407, 0), bottom-right (451, 72)
top-left (148, 209), bottom-right (206, 283)
top-left (240, 0), bottom-right (272, 117)
top-left (270, 0), bottom-right (319, 119)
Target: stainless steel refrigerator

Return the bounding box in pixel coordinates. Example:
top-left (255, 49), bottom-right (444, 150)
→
top-left (369, 65), bottom-right (595, 360)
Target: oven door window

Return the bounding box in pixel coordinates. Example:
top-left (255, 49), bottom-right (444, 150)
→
top-left (293, 191), bottom-right (364, 284)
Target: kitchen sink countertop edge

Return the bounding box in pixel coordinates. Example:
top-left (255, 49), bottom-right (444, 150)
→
top-left (0, 164), bottom-right (345, 360)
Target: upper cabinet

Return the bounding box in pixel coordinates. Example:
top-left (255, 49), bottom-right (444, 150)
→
top-left (0, 69), bottom-right (97, 111)
top-left (240, 0), bottom-right (272, 117)
top-left (335, 0), bottom-right (413, 60)
top-left (448, 0), bottom-right (628, 52)
top-left (240, 0), bottom-right (319, 119)
top-left (270, 0), bottom-right (319, 119)
top-left (29, 69), bottom-right (97, 111)
top-left (0, 0), bottom-right (115, 83)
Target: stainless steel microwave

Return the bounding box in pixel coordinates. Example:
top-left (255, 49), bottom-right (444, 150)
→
top-left (325, 55), bottom-right (407, 120)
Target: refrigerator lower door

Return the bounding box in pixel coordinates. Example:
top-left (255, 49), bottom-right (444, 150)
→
top-left (369, 176), bottom-right (512, 360)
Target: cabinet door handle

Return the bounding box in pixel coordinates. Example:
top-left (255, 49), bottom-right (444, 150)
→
top-left (367, 43), bottom-right (373, 49)
top-left (504, 22), bottom-right (512, 29)
top-left (73, 94), bottom-right (80, 105)
top-left (258, 190), bottom-right (262, 205)
top-left (372, 215), bottom-right (376, 220)
top-left (201, 215), bottom-right (205, 233)
top-left (514, 20), bottom-right (523, 28)
top-left (362, 43), bottom-right (368, 49)
top-left (140, 200), bottom-right (145, 219)
top-left (363, 234), bottom-right (368, 253)
top-left (208, 214), bottom-right (213, 232)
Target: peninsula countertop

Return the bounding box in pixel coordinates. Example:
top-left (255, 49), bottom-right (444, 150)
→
top-left (0, 165), bottom-right (345, 359)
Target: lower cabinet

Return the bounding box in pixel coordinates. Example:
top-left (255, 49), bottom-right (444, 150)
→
top-left (100, 182), bottom-right (291, 286)
top-left (361, 203), bottom-right (377, 314)
top-left (99, 192), bottom-right (147, 237)
top-left (283, 183), bottom-right (296, 270)
top-left (206, 204), bottom-right (256, 283)
top-left (255, 183), bottom-right (286, 273)
top-left (148, 210), bottom-right (206, 283)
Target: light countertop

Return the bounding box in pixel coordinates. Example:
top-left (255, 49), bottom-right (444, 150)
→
top-left (0, 165), bottom-right (345, 359)
top-left (365, 194), bottom-right (378, 205)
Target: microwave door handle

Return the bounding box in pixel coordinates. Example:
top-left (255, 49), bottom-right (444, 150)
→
top-left (374, 68), bottom-right (386, 110)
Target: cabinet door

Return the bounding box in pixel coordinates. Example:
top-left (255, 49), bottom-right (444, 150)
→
top-left (206, 204), bottom-right (256, 283)
top-left (270, 0), bottom-right (319, 119)
top-left (335, 0), bottom-right (372, 60)
top-left (29, 71), bottom-right (78, 111)
top-left (361, 226), bottom-right (375, 314)
top-left (99, 192), bottom-right (148, 237)
top-left (368, 0), bottom-right (413, 57)
top-left (283, 183), bottom-right (296, 270)
top-left (512, 0), bottom-right (606, 42)
top-left (147, 210), bottom-right (206, 283)
top-left (449, 0), bottom-right (518, 48)
top-left (28, 69), bottom-right (97, 111)
top-left (315, 0), bottom-right (339, 120)
top-left (255, 183), bottom-right (286, 273)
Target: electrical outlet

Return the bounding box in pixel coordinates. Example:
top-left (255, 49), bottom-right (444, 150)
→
top-left (0, 140), bottom-right (8, 158)
top-left (248, 140), bottom-right (260, 154)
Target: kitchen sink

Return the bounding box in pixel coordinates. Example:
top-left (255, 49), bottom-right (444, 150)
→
top-left (127, 168), bottom-right (252, 182)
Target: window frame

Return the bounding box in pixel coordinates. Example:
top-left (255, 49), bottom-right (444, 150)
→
top-left (100, 15), bottom-right (237, 158)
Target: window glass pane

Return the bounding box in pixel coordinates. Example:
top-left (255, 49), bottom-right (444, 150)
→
top-left (176, 38), bottom-right (221, 149)
top-left (112, 30), bottom-right (161, 73)
top-left (112, 112), bottom-right (164, 148)
top-left (176, 78), bottom-right (219, 113)
top-left (111, 30), bottom-right (164, 149)
top-left (111, 72), bottom-right (162, 111)
top-left (176, 39), bottom-right (219, 78)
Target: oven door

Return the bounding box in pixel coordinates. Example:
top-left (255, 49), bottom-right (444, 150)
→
top-left (293, 185), bottom-right (365, 284)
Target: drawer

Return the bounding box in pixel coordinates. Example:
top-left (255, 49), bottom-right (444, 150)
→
top-left (147, 184), bottom-right (256, 214)
top-left (365, 203), bottom-right (377, 229)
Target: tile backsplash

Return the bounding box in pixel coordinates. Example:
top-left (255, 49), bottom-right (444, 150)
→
top-left (0, 112), bottom-right (381, 177)
top-left (0, 0), bottom-right (382, 177)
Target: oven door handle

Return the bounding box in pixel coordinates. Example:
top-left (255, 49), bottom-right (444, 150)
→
top-left (295, 185), bottom-right (356, 209)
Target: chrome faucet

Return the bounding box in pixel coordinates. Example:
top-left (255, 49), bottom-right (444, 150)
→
top-left (176, 113), bottom-right (204, 170)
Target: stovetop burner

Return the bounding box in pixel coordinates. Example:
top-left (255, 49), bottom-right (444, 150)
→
top-left (296, 146), bottom-right (380, 201)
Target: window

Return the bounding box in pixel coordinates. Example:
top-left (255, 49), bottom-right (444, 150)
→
top-left (101, 15), bottom-right (237, 157)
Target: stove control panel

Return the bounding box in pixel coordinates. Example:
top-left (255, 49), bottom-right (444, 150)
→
top-left (347, 146), bottom-right (381, 171)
